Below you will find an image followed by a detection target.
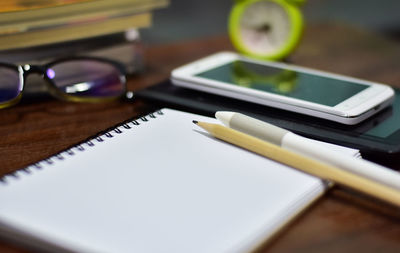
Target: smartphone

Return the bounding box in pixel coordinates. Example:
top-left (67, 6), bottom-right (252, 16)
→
top-left (171, 52), bottom-right (395, 125)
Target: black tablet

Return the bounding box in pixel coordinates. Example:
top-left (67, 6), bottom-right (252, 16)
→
top-left (135, 80), bottom-right (400, 159)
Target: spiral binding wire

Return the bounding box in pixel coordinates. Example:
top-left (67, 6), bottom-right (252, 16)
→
top-left (0, 110), bottom-right (164, 185)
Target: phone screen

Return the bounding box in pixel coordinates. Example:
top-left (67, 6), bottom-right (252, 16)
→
top-left (195, 60), bottom-right (369, 107)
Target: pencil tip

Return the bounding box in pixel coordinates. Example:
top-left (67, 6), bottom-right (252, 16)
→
top-left (192, 120), bottom-right (198, 124)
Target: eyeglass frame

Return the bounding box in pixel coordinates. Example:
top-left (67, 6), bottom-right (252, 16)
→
top-left (0, 56), bottom-right (127, 109)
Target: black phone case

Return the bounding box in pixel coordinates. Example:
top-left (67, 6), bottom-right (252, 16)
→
top-left (135, 80), bottom-right (400, 159)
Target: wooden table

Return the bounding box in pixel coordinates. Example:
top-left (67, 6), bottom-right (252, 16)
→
top-left (1, 24), bottom-right (400, 252)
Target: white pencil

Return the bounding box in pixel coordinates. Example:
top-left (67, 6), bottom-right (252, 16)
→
top-left (216, 111), bottom-right (400, 190)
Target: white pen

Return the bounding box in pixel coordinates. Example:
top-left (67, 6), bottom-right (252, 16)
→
top-left (216, 111), bottom-right (400, 190)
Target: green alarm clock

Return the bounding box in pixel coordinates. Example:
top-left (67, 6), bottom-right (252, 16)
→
top-left (228, 0), bottom-right (305, 60)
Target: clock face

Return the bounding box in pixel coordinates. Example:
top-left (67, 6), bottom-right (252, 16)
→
top-left (239, 1), bottom-right (291, 55)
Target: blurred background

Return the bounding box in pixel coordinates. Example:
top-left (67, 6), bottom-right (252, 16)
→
top-left (141, 0), bottom-right (400, 44)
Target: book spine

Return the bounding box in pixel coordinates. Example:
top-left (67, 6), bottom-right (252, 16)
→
top-left (0, 12), bottom-right (151, 50)
top-left (0, 110), bottom-right (165, 184)
top-left (0, 30), bottom-right (142, 67)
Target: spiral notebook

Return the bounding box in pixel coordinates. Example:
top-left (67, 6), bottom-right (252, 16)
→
top-left (0, 108), bottom-right (358, 253)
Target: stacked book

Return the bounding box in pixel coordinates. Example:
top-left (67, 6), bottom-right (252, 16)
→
top-left (0, 0), bottom-right (169, 74)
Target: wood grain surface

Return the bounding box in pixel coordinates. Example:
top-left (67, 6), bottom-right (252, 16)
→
top-left (1, 23), bottom-right (400, 252)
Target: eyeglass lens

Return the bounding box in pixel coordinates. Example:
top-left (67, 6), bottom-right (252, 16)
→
top-left (47, 59), bottom-right (125, 98)
top-left (0, 67), bottom-right (21, 103)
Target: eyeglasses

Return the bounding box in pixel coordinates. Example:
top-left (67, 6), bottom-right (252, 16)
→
top-left (0, 57), bottom-right (127, 109)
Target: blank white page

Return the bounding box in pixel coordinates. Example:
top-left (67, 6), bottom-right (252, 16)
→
top-left (0, 108), bottom-right (328, 253)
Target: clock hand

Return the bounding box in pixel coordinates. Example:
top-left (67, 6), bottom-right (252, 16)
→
top-left (256, 23), bottom-right (271, 33)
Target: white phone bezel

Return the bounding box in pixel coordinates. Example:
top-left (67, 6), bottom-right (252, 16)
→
top-left (171, 52), bottom-right (395, 124)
